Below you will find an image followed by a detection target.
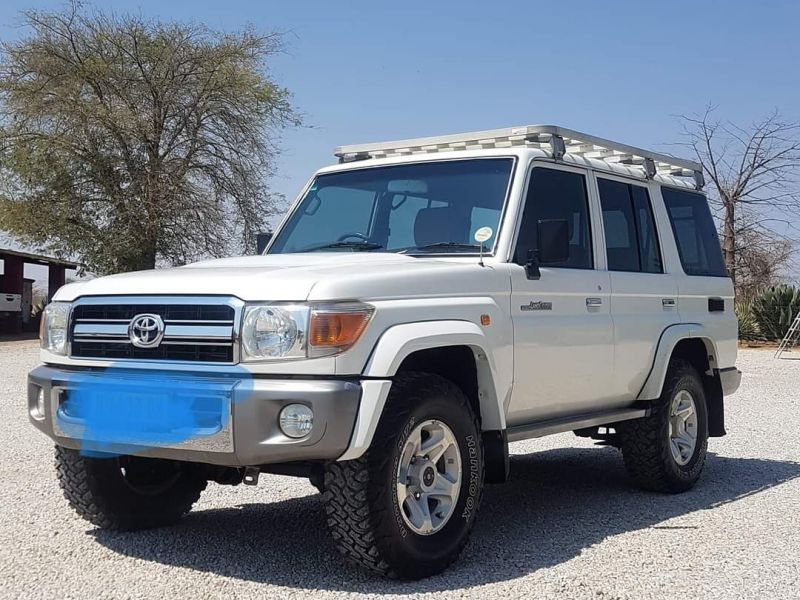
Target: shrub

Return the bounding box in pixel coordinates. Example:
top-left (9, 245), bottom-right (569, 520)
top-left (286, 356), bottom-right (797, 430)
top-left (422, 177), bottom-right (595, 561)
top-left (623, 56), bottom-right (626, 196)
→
top-left (752, 285), bottom-right (800, 341)
top-left (735, 301), bottom-right (761, 341)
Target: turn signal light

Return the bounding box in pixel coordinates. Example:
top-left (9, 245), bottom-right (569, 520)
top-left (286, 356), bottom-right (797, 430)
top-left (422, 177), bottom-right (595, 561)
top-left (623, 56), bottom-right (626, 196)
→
top-left (308, 303), bottom-right (374, 357)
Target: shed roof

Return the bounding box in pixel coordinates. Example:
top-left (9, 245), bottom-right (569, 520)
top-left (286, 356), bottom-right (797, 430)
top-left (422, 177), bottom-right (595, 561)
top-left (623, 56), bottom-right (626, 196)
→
top-left (0, 248), bottom-right (79, 268)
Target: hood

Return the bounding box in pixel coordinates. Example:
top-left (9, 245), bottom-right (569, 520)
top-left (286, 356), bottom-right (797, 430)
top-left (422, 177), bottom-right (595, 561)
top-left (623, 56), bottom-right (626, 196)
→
top-left (53, 253), bottom-right (508, 302)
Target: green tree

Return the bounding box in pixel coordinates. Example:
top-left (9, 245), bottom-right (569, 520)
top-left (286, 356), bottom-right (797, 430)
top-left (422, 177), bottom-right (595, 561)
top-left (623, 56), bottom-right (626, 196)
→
top-left (0, 4), bottom-right (298, 274)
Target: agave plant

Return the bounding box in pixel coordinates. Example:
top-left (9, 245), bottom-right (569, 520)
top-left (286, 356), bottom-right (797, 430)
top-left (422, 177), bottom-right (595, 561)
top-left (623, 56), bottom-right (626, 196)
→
top-left (752, 285), bottom-right (800, 341)
top-left (735, 300), bottom-right (761, 341)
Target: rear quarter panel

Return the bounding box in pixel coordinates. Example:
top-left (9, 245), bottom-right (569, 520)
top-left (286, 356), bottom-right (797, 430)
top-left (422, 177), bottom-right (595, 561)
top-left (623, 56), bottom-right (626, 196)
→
top-left (677, 275), bottom-right (738, 369)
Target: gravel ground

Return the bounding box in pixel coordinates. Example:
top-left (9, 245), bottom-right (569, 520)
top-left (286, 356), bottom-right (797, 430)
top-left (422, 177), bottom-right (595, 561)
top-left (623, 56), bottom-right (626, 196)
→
top-left (1, 341), bottom-right (798, 600)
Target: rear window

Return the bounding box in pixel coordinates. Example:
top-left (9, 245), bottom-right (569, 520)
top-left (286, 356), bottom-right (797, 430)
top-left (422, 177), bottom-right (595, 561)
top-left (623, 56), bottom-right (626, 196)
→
top-left (661, 188), bottom-right (727, 277)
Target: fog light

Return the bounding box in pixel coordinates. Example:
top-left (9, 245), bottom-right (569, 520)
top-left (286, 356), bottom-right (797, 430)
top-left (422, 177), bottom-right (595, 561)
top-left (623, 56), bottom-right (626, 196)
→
top-left (34, 388), bottom-right (46, 419)
top-left (278, 404), bottom-right (313, 438)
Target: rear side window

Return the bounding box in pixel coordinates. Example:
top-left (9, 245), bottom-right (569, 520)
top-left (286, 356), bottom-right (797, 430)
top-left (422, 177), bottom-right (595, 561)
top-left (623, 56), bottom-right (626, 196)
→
top-left (598, 179), bottom-right (662, 273)
top-left (515, 167), bottom-right (593, 269)
top-left (662, 188), bottom-right (727, 277)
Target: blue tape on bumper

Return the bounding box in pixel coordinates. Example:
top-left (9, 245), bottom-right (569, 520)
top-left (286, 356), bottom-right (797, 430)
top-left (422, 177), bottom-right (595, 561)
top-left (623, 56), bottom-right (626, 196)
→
top-left (54, 367), bottom-right (253, 456)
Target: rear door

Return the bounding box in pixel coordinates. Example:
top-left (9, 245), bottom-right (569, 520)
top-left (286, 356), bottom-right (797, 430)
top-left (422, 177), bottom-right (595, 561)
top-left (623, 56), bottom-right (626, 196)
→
top-left (594, 175), bottom-right (680, 400)
top-left (507, 163), bottom-right (615, 426)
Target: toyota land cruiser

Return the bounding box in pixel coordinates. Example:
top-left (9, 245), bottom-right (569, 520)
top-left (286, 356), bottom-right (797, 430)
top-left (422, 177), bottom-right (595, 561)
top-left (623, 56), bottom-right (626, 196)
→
top-left (28, 125), bottom-right (741, 579)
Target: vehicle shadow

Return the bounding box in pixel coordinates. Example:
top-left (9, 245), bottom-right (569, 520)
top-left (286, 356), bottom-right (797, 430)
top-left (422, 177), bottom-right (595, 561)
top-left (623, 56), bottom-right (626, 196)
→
top-left (92, 448), bottom-right (800, 593)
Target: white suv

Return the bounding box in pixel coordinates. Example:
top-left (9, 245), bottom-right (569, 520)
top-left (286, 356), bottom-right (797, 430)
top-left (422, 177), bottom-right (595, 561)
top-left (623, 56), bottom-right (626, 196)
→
top-left (29, 125), bottom-right (741, 579)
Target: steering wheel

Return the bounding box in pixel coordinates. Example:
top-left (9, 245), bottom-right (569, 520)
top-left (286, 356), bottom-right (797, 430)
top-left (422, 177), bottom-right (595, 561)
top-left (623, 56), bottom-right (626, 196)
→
top-left (337, 232), bottom-right (370, 242)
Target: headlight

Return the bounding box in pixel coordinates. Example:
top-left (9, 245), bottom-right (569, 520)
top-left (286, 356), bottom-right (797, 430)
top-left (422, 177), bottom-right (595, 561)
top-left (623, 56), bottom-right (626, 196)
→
top-left (241, 304), bottom-right (308, 360)
top-left (40, 302), bottom-right (72, 355)
top-left (240, 302), bottom-right (373, 361)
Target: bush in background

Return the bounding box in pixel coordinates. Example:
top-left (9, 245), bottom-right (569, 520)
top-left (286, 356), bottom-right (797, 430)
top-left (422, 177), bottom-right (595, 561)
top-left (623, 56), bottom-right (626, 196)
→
top-left (735, 301), bottom-right (761, 341)
top-left (752, 285), bottom-right (800, 341)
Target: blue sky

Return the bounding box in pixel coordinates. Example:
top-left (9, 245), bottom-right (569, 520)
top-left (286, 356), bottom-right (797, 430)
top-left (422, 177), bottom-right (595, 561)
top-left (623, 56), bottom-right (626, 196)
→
top-left (1, 0), bottom-right (799, 278)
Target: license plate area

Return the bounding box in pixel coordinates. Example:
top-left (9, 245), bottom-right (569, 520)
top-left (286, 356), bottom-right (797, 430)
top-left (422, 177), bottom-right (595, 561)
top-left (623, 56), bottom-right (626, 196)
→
top-left (52, 373), bottom-right (235, 453)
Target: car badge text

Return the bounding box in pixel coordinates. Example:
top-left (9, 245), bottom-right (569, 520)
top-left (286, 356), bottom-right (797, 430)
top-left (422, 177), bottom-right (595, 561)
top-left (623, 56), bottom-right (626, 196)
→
top-left (521, 300), bottom-right (553, 311)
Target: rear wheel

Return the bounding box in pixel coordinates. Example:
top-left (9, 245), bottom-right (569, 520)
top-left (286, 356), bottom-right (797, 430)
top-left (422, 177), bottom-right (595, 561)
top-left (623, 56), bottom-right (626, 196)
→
top-left (55, 446), bottom-right (207, 531)
top-left (619, 359), bottom-right (709, 493)
top-left (323, 372), bottom-right (484, 579)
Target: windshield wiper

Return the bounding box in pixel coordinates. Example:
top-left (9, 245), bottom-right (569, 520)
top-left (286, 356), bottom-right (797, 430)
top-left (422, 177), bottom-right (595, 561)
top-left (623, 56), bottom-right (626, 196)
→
top-left (299, 240), bottom-right (385, 253)
top-left (402, 242), bottom-right (488, 254)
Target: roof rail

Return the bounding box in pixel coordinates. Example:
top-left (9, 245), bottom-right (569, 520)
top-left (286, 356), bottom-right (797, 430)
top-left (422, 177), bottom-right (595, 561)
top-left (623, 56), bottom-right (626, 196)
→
top-left (334, 125), bottom-right (705, 189)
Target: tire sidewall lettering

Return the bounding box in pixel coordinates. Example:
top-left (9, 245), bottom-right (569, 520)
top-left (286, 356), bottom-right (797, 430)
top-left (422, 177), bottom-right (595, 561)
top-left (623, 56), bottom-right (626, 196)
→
top-left (392, 416), bottom-right (416, 538)
top-left (461, 434), bottom-right (479, 522)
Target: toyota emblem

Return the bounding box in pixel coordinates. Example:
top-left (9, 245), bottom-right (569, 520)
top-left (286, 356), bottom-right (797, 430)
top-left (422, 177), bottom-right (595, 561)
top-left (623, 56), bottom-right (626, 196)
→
top-left (128, 313), bottom-right (165, 348)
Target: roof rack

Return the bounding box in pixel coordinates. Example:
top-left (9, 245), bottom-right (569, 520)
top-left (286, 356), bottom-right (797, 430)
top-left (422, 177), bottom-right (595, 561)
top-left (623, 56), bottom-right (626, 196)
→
top-left (334, 125), bottom-right (705, 189)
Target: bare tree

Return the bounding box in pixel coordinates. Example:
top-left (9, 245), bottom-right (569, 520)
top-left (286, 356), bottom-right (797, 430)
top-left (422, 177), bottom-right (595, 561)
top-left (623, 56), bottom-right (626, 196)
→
top-left (734, 217), bottom-right (795, 302)
top-left (0, 3), bottom-right (298, 274)
top-left (680, 107), bottom-right (800, 289)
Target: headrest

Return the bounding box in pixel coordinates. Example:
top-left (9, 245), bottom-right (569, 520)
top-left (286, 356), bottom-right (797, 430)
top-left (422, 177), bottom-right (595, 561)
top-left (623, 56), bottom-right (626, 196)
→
top-left (414, 206), bottom-right (470, 248)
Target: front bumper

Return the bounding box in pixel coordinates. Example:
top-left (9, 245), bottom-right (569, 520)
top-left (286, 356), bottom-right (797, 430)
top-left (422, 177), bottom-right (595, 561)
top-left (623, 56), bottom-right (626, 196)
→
top-left (27, 365), bottom-right (361, 467)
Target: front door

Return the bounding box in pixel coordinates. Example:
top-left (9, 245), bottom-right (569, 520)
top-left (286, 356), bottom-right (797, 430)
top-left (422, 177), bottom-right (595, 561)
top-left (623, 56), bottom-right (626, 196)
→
top-left (507, 164), bottom-right (615, 426)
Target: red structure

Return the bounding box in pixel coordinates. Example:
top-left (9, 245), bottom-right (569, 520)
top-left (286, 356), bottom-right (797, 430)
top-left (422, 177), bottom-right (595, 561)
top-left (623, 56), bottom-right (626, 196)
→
top-left (0, 248), bottom-right (78, 334)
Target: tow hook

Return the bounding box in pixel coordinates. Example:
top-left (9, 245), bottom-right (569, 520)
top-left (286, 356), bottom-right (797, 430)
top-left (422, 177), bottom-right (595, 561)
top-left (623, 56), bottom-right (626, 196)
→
top-left (243, 466), bottom-right (260, 485)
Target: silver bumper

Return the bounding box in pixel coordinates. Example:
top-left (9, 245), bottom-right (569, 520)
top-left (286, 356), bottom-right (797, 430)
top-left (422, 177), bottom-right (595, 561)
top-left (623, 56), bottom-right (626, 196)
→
top-left (28, 365), bottom-right (361, 467)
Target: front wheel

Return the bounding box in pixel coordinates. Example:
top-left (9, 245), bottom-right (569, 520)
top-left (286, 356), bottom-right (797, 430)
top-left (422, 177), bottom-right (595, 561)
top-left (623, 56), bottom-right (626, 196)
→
top-left (323, 372), bottom-right (484, 579)
top-left (619, 359), bottom-right (709, 493)
top-left (55, 446), bottom-right (207, 531)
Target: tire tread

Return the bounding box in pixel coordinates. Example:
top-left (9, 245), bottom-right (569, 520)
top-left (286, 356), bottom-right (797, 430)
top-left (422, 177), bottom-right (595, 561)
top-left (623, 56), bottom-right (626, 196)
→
top-left (55, 446), bottom-right (206, 531)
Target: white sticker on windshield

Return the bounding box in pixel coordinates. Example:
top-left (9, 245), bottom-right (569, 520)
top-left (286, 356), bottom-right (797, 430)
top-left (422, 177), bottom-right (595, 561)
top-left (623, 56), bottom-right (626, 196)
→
top-left (474, 227), bottom-right (493, 243)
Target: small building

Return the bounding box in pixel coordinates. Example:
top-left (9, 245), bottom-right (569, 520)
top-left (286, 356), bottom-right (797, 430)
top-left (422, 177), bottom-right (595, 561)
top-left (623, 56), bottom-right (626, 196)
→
top-left (0, 248), bottom-right (79, 335)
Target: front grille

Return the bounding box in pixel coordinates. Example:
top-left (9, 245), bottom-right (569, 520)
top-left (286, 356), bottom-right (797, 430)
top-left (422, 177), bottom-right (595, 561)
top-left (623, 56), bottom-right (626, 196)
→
top-left (70, 341), bottom-right (234, 362)
top-left (73, 304), bottom-right (234, 322)
top-left (69, 297), bottom-right (240, 364)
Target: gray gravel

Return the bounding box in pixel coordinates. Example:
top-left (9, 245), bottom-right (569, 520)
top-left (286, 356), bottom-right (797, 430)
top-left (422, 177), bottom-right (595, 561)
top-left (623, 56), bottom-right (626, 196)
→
top-left (1, 341), bottom-right (798, 600)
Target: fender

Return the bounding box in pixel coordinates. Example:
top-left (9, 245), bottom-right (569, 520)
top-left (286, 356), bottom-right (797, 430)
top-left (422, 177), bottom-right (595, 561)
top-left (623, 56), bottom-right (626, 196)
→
top-left (338, 320), bottom-right (509, 461)
top-left (637, 323), bottom-right (720, 400)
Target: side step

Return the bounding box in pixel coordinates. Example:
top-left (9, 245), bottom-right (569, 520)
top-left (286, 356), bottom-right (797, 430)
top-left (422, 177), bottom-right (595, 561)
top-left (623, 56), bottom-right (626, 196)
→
top-left (507, 406), bottom-right (649, 442)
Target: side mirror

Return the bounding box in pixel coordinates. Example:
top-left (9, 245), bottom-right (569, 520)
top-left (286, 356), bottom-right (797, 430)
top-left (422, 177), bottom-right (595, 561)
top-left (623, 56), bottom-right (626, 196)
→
top-left (537, 219), bottom-right (570, 264)
top-left (256, 231), bottom-right (273, 254)
top-left (523, 219), bottom-right (570, 280)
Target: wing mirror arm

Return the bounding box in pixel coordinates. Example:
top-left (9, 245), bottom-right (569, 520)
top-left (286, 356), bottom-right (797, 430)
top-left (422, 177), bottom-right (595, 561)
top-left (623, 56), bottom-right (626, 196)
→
top-left (525, 249), bottom-right (541, 280)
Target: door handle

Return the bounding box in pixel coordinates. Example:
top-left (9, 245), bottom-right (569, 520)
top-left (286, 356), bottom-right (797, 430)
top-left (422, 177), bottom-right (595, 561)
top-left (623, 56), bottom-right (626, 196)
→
top-left (662, 298), bottom-right (676, 309)
top-left (586, 297), bottom-right (603, 308)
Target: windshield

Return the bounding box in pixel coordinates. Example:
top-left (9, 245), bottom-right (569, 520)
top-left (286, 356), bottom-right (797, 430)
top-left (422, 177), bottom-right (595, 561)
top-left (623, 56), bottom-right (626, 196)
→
top-left (269, 158), bottom-right (514, 255)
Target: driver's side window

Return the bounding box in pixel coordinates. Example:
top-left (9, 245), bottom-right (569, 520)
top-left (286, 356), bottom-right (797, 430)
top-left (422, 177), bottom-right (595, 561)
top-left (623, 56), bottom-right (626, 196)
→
top-left (279, 187), bottom-right (376, 252)
top-left (514, 167), bottom-right (593, 269)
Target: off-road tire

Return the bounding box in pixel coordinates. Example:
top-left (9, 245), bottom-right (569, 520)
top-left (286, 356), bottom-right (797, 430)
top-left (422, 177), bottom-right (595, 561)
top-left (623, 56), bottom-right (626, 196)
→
top-left (619, 359), bottom-right (709, 493)
top-left (55, 446), bottom-right (207, 531)
top-left (323, 372), bottom-right (484, 579)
